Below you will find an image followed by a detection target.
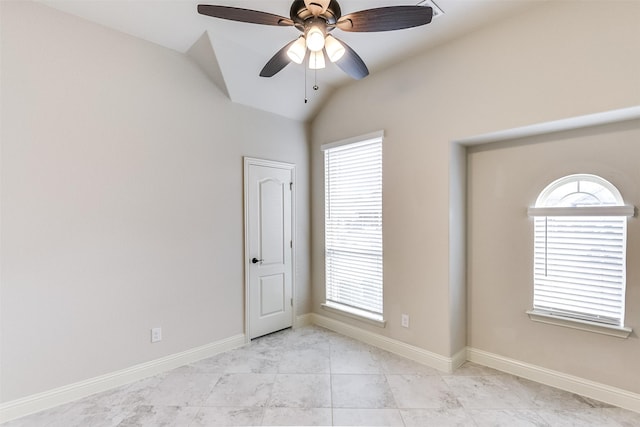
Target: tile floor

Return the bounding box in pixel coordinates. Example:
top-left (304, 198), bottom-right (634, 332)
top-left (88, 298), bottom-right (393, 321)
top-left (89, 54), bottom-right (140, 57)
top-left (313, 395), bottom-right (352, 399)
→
top-left (5, 325), bottom-right (640, 426)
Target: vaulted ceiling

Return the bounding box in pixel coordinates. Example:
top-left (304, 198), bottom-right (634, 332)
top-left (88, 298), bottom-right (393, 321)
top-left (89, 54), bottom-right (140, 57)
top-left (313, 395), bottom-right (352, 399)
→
top-left (38, 0), bottom-right (536, 122)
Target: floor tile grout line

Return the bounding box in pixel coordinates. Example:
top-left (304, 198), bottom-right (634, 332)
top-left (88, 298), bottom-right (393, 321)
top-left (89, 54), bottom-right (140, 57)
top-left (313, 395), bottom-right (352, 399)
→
top-left (186, 406), bottom-right (202, 427)
top-left (384, 373), bottom-right (406, 427)
top-left (464, 407), bottom-right (482, 427)
top-left (329, 333), bottom-right (335, 426)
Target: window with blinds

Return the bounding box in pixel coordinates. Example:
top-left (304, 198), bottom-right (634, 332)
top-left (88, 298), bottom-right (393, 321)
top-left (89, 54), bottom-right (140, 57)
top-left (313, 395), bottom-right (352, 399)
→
top-left (528, 174), bottom-right (634, 327)
top-left (322, 132), bottom-right (383, 321)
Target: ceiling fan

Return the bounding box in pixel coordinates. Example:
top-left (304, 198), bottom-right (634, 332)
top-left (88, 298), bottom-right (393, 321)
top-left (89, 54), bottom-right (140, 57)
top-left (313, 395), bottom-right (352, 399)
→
top-left (198, 0), bottom-right (433, 80)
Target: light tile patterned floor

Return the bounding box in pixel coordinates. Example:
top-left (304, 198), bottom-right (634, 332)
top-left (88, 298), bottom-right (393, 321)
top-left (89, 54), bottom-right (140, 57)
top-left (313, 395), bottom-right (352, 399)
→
top-left (5, 325), bottom-right (640, 426)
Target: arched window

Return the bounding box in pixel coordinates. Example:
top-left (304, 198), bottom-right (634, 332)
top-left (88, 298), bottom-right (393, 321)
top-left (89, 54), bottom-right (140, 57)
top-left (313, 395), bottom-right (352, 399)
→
top-left (528, 174), bottom-right (634, 332)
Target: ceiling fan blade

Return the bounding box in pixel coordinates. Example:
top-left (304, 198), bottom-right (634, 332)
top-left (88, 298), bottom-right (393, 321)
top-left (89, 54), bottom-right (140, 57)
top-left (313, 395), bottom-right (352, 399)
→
top-left (198, 5), bottom-right (294, 27)
top-left (260, 40), bottom-right (297, 77)
top-left (337, 6), bottom-right (432, 32)
top-left (333, 37), bottom-right (369, 80)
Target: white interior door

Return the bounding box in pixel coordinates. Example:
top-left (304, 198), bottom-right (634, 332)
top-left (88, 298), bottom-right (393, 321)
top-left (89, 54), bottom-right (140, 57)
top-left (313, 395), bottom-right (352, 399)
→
top-left (244, 158), bottom-right (294, 339)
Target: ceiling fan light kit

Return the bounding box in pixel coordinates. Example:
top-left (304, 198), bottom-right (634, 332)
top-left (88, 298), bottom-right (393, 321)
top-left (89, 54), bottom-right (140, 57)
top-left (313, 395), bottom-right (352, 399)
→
top-left (306, 24), bottom-right (326, 51)
top-left (198, 0), bottom-right (434, 81)
top-left (309, 51), bottom-right (326, 69)
top-left (324, 35), bottom-right (345, 62)
top-left (287, 36), bottom-right (307, 64)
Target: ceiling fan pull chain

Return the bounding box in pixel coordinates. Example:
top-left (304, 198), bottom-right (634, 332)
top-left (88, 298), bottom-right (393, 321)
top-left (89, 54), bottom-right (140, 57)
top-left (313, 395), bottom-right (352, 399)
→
top-left (313, 67), bottom-right (319, 91)
top-left (304, 59), bottom-right (308, 103)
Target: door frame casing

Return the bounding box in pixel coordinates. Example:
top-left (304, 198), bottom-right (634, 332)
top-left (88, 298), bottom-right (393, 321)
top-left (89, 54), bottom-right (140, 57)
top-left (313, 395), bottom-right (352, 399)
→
top-left (243, 157), bottom-right (296, 343)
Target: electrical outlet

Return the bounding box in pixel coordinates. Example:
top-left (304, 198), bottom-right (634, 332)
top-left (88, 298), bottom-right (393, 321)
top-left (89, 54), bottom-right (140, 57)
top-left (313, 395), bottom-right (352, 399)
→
top-left (401, 314), bottom-right (409, 328)
top-left (151, 327), bottom-right (162, 343)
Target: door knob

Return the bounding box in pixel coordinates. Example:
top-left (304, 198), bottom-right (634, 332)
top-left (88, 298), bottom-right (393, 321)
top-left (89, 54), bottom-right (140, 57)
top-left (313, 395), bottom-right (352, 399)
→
top-left (251, 257), bottom-right (264, 264)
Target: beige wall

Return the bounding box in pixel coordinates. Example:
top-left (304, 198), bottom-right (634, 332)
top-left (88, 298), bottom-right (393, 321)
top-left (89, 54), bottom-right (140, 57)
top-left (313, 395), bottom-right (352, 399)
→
top-left (310, 0), bottom-right (640, 364)
top-left (467, 119), bottom-right (640, 393)
top-left (0, 1), bottom-right (309, 402)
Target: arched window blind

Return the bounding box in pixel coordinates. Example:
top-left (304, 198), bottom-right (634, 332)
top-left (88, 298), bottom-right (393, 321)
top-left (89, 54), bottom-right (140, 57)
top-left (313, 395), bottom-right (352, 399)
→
top-left (528, 174), bottom-right (634, 327)
top-left (322, 132), bottom-right (383, 320)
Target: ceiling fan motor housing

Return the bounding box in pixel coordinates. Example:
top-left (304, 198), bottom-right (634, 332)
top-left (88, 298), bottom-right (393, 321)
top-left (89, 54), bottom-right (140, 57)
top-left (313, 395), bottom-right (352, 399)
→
top-left (291, 0), bottom-right (341, 26)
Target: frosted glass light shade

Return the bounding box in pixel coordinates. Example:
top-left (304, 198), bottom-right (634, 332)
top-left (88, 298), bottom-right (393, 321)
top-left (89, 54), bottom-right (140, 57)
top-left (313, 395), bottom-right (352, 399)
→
top-left (287, 37), bottom-right (307, 64)
top-left (306, 26), bottom-right (325, 52)
top-left (324, 35), bottom-right (345, 62)
top-left (309, 51), bottom-right (325, 69)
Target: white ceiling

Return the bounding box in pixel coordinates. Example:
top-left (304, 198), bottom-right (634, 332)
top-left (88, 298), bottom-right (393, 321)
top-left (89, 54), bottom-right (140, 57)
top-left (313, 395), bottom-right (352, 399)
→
top-left (38, 0), bottom-right (537, 122)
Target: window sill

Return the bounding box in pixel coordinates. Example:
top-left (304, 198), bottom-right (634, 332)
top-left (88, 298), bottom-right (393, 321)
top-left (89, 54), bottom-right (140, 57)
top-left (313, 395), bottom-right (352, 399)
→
top-left (526, 310), bottom-right (632, 339)
top-left (321, 302), bottom-right (387, 328)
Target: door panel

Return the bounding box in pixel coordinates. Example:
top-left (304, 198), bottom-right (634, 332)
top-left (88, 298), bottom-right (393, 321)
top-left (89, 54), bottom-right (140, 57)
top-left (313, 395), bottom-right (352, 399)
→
top-left (260, 274), bottom-right (285, 316)
top-left (259, 179), bottom-right (285, 265)
top-left (245, 159), bottom-right (294, 339)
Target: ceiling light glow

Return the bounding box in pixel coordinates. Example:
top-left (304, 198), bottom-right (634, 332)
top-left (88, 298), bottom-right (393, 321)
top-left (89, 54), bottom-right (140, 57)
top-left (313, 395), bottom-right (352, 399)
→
top-left (287, 37), bottom-right (307, 64)
top-left (306, 26), bottom-right (325, 52)
top-left (324, 35), bottom-right (345, 62)
top-left (309, 51), bottom-right (325, 69)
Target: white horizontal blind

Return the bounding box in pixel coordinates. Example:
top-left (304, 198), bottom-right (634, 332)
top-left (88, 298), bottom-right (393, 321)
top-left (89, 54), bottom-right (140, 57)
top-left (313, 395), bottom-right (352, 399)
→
top-left (324, 138), bottom-right (383, 317)
top-left (533, 215), bottom-right (626, 326)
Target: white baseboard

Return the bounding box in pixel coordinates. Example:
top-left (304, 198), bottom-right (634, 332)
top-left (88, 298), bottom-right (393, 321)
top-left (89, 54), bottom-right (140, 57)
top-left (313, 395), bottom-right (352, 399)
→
top-left (450, 346), bottom-right (468, 371)
top-left (467, 347), bottom-right (640, 413)
top-left (295, 313), bottom-right (313, 328)
top-left (0, 334), bottom-right (245, 424)
top-left (310, 313), bottom-right (458, 373)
